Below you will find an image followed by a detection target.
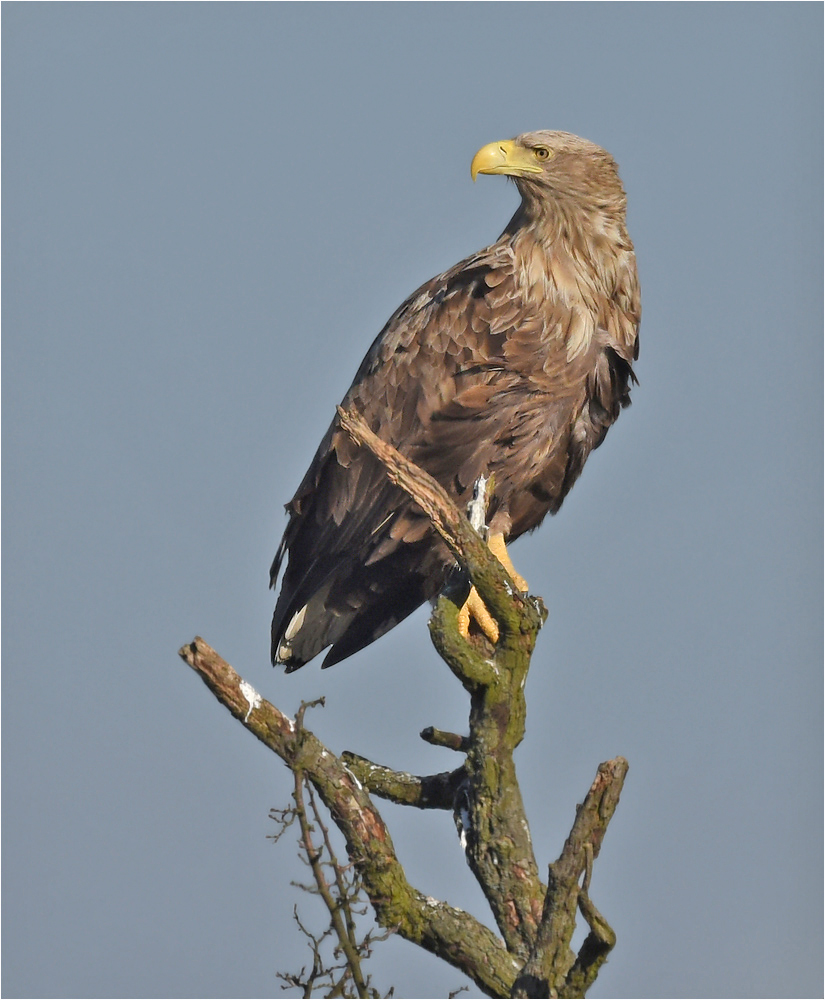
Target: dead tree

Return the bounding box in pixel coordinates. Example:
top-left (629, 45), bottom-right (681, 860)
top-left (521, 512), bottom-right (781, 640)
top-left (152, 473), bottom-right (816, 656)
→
top-left (178, 407), bottom-right (628, 999)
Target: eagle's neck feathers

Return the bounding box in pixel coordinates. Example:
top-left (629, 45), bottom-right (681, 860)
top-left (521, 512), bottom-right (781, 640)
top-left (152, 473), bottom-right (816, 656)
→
top-left (500, 185), bottom-right (637, 361)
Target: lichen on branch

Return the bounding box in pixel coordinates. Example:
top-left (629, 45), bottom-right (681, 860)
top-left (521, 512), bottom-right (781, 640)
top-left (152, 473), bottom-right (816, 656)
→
top-left (178, 407), bottom-right (628, 998)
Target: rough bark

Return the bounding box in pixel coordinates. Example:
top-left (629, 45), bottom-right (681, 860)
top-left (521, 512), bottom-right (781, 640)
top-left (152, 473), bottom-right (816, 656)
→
top-left (178, 406), bottom-right (628, 998)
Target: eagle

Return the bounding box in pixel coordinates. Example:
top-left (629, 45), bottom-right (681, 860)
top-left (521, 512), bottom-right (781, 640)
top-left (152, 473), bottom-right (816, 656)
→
top-left (270, 131), bottom-right (640, 671)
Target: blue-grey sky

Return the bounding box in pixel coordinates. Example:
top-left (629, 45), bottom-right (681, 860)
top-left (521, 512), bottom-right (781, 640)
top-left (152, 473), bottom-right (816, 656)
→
top-left (3, 4), bottom-right (822, 998)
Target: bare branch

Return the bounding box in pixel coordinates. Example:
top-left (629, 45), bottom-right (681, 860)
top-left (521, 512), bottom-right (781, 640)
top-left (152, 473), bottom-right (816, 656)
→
top-left (180, 422), bottom-right (629, 998)
top-left (558, 889), bottom-right (616, 999)
top-left (336, 406), bottom-right (542, 648)
top-left (419, 727), bottom-right (470, 753)
top-left (178, 637), bottom-right (520, 997)
top-left (341, 752), bottom-right (464, 811)
top-left (335, 407), bottom-right (548, 956)
top-left (512, 758), bottom-right (628, 998)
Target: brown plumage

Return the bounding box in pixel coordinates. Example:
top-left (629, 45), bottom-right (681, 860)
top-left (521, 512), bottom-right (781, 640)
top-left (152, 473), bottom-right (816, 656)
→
top-left (271, 131), bottom-right (640, 670)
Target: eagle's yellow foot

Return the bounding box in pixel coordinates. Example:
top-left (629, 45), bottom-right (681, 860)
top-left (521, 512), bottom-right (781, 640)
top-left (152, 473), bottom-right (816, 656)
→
top-left (457, 585), bottom-right (500, 644)
top-left (456, 532), bottom-right (528, 644)
top-left (487, 532), bottom-right (529, 594)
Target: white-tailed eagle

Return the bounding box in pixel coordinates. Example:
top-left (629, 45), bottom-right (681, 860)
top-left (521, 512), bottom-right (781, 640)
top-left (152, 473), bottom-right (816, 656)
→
top-left (270, 131), bottom-right (640, 670)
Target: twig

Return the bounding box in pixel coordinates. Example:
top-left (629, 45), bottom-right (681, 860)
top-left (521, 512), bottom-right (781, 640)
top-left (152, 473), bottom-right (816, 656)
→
top-left (419, 727), bottom-right (470, 753)
top-left (292, 766), bottom-right (370, 998)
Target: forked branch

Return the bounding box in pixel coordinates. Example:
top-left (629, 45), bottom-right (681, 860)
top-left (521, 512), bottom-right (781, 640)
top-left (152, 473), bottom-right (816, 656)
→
top-left (178, 406), bottom-right (628, 998)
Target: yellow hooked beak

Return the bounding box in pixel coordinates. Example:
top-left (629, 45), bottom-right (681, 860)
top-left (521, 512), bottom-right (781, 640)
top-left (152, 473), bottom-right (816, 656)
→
top-left (470, 139), bottom-right (544, 181)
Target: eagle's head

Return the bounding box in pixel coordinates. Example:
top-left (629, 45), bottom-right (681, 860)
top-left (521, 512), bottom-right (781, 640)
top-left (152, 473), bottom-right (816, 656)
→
top-left (471, 130), bottom-right (626, 217)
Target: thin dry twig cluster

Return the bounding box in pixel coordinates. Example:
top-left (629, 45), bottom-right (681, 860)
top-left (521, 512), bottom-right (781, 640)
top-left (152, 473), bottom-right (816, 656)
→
top-left (179, 407), bottom-right (628, 998)
top-left (268, 703), bottom-right (393, 999)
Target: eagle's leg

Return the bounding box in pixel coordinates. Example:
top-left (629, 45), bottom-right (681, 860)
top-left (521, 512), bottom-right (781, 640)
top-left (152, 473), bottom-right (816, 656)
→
top-left (456, 532), bottom-right (528, 644)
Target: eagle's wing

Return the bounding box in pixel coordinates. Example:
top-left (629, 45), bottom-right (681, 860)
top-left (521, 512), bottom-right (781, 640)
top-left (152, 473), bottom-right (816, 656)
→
top-left (270, 245), bottom-right (514, 668)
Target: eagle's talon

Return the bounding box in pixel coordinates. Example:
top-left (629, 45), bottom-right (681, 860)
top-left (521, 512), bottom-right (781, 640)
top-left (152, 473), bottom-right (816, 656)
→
top-left (457, 585), bottom-right (500, 645)
top-left (456, 532), bottom-right (530, 645)
top-left (487, 532), bottom-right (529, 594)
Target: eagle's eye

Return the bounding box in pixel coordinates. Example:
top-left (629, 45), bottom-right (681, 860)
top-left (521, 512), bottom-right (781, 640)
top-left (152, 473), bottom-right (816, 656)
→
top-left (534, 147), bottom-right (551, 161)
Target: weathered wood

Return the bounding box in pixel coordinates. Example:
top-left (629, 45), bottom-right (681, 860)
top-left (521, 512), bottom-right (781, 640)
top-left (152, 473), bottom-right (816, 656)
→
top-left (512, 758), bottom-right (628, 997)
top-left (179, 407), bottom-right (628, 997)
top-left (178, 636), bottom-right (520, 998)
